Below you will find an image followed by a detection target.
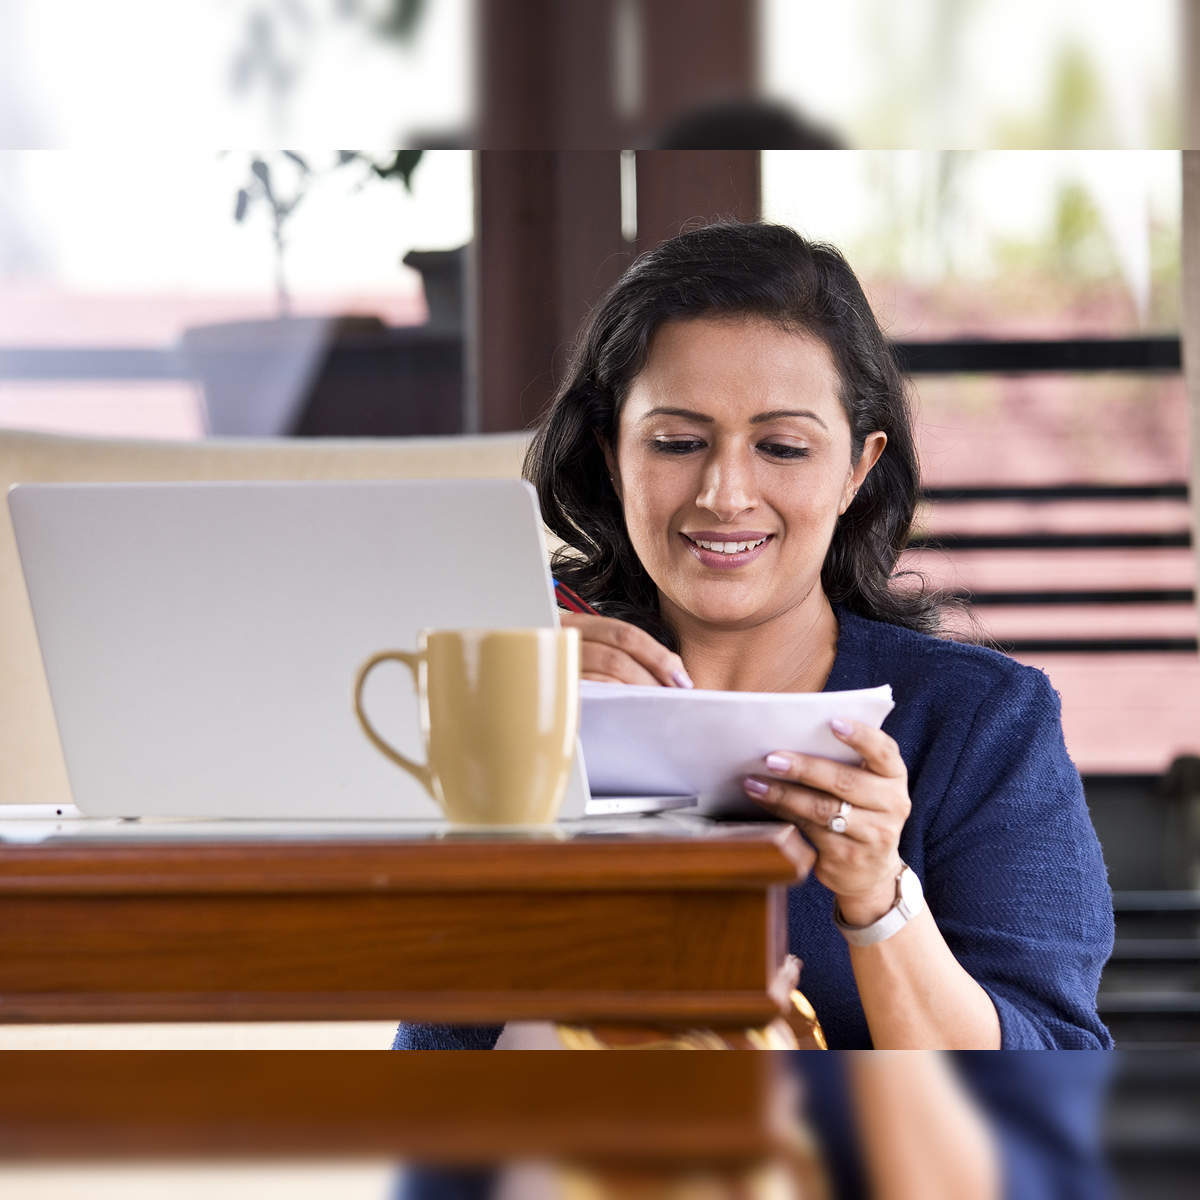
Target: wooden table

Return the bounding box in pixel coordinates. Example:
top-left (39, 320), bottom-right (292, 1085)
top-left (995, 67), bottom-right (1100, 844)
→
top-left (0, 1050), bottom-right (800, 1159)
top-left (0, 815), bottom-right (826, 1191)
top-left (0, 1048), bottom-right (830, 1196)
top-left (0, 815), bottom-right (814, 1032)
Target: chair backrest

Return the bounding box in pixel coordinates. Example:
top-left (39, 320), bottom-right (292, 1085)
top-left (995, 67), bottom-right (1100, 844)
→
top-left (1, 429), bottom-right (532, 807)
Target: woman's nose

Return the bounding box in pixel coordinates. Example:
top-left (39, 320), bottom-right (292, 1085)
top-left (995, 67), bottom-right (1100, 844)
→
top-left (696, 454), bottom-right (757, 523)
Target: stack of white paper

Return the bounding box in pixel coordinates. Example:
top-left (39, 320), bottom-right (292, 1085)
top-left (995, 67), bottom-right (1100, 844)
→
top-left (579, 681), bottom-right (895, 818)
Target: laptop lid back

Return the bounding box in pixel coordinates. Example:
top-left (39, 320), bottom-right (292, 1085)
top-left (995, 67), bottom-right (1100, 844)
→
top-left (9, 479), bottom-right (588, 820)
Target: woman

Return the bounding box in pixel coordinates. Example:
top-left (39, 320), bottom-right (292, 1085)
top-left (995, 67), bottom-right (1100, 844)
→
top-left (397, 221), bottom-right (1114, 1051)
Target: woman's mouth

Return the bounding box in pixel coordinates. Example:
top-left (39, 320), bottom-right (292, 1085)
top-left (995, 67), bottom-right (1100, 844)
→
top-left (680, 532), bottom-right (774, 570)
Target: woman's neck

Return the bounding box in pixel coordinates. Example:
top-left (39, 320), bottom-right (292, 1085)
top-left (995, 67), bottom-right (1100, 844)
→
top-left (668, 590), bottom-right (840, 694)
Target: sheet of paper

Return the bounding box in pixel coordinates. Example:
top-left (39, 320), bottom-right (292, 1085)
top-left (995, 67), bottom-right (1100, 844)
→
top-left (579, 681), bottom-right (894, 818)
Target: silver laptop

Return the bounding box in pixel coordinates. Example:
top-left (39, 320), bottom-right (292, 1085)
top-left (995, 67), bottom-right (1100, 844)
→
top-left (9, 480), bottom-right (691, 822)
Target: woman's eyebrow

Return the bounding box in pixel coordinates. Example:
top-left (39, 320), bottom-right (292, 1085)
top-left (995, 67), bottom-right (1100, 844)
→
top-left (750, 408), bottom-right (828, 429)
top-left (640, 406), bottom-right (828, 430)
top-left (640, 406), bottom-right (713, 423)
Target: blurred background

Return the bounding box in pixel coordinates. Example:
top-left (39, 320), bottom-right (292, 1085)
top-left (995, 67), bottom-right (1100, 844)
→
top-left (1, 1), bottom-right (1199, 1196)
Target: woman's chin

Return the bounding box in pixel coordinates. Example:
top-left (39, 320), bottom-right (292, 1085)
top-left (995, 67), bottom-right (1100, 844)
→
top-left (667, 590), bottom-right (770, 631)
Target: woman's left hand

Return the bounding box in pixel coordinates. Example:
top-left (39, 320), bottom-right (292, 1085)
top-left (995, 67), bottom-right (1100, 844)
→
top-left (744, 719), bottom-right (912, 927)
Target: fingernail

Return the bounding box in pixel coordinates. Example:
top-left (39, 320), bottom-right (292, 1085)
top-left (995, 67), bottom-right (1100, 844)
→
top-left (743, 777), bottom-right (770, 797)
top-left (830, 718), bottom-right (854, 736)
top-left (672, 669), bottom-right (694, 689)
top-left (764, 753), bottom-right (790, 774)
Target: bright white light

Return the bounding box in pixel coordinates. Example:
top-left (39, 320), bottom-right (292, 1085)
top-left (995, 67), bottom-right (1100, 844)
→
top-left (764, 151), bottom-right (1178, 261)
top-left (759, 0), bottom-right (1179, 147)
top-left (5, 149), bottom-right (473, 294)
top-left (9, 0), bottom-right (473, 146)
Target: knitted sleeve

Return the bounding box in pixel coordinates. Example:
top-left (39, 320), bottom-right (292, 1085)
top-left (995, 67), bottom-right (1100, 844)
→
top-left (953, 1051), bottom-right (1115, 1200)
top-left (924, 665), bottom-right (1115, 1049)
top-left (391, 1021), bottom-right (502, 1050)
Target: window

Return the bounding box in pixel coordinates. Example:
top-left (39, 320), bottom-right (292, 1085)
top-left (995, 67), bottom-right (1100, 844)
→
top-left (0, 150), bottom-right (473, 438)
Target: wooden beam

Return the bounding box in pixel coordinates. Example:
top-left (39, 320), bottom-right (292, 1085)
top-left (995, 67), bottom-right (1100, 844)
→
top-left (474, 151), bottom-right (559, 431)
top-left (474, 152), bottom-right (626, 432)
top-left (476, 0), bottom-right (621, 147)
top-left (634, 150), bottom-right (761, 254)
top-left (638, 0), bottom-right (757, 138)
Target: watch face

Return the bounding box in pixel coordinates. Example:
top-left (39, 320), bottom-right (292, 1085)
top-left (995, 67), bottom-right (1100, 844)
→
top-left (898, 865), bottom-right (923, 909)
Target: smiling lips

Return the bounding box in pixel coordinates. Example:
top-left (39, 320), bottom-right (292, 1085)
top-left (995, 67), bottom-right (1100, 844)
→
top-left (681, 530), bottom-right (774, 569)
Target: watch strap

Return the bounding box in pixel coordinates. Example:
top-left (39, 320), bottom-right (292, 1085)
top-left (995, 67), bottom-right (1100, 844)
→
top-left (834, 864), bottom-right (924, 947)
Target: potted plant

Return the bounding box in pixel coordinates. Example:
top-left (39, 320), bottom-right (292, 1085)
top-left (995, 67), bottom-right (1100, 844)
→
top-left (180, 151), bottom-right (427, 436)
top-left (180, 0), bottom-right (460, 436)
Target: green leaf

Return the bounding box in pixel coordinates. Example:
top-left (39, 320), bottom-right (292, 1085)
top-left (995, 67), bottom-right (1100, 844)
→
top-left (234, 188), bottom-right (250, 222)
top-left (282, 150), bottom-right (311, 174)
top-left (377, 0), bottom-right (427, 42)
top-left (250, 158), bottom-right (275, 204)
top-left (372, 148), bottom-right (423, 193)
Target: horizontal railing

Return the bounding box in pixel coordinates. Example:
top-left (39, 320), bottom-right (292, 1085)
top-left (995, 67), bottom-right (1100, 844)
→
top-left (910, 531), bottom-right (1191, 550)
top-left (0, 335), bottom-right (1184, 381)
top-left (0, 327), bottom-right (460, 383)
top-left (923, 482), bottom-right (1189, 501)
top-left (951, 588), bottom-right (1194, 605)
top-left (992, 637), bottom-right (1198, 654)
top-left (0, 347), bottom-right (187, 381)
top-left (895, 335), bottom-right (1182, 374)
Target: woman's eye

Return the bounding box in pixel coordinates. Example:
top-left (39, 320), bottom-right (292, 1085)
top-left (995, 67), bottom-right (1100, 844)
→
top-left (760, 443), bottom-right (809, 459)
top-left (650, 439), bottom-right (705, 455)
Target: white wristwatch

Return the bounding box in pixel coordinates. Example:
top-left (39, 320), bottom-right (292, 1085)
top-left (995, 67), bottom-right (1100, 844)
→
top-left (834, 863), bottom-right (924, 946)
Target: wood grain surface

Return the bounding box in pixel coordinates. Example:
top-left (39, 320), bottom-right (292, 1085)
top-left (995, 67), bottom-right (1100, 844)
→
top-left (0, 1050), bottom-right (797, 1163)
top-left (0, 825), bottom-right (812, 892)
top-left (0, 825), bottom-right (813, 1027)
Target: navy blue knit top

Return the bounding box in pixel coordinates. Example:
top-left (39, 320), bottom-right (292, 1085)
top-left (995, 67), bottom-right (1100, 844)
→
top-left (395, 606), bottom-right (1115, 1050)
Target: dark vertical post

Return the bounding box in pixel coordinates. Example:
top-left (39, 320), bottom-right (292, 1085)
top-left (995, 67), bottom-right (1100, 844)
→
top-left (634, 151), bottom-right (761, 254)
top-left (637, 0), bottom-right (758, 138)
top-left (474, 153), bottom-right (626, 432)
top-left (476, 0), bottom-right (621, 147)
top-left (471, 0), bottom-right (760, 431)
top-left (474, 151), bottom-right (558, 432)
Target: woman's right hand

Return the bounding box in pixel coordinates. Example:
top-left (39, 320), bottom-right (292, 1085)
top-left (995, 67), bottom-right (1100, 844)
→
top-left (560, 611), bottom-right (693, 688)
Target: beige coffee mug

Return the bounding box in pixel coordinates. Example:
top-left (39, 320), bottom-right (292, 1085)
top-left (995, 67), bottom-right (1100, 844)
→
top-left (354, 627), bottom-right (580, 826)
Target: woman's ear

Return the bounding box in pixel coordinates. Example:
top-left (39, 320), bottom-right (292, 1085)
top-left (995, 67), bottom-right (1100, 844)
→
top-left (839, 431), bottom-right (887, 515)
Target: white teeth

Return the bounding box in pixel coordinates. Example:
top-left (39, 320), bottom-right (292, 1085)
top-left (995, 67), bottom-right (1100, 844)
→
top-left (691, 536), bottom-right (768, 554)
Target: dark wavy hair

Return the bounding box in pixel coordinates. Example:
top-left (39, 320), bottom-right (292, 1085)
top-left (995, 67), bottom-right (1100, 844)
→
top-left (524, 221), bottom-right (943, 648)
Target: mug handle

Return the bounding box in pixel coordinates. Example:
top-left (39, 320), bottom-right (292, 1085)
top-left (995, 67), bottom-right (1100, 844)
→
top-left (353, 649), bottom-right (436, 799)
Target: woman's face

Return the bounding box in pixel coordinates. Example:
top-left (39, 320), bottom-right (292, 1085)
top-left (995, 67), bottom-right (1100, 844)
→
top-left (611, 314), bottom-right (886, 632)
